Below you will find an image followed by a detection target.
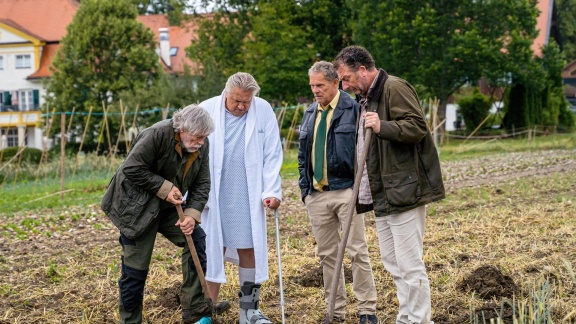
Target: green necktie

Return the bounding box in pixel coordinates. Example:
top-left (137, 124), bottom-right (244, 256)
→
top-left (314, 107), bottom-right (331, 182)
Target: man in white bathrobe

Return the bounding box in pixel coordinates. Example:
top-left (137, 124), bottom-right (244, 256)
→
top-left (200, 72), bottom-right (283, 324)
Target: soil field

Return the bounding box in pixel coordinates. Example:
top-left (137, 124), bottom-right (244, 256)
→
top-left (1, 149), bottom-right (576, 323)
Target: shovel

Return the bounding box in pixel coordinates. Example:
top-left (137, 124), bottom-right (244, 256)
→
top-left (175, 204), bottom-right (213, 324)
top-left (325, 128), bottom-right (373, 323)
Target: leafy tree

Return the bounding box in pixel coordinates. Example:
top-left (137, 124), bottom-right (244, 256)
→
top-left (503, 41), bottom-right (569, 131)
top-left (119, 66), bottom-right (200, 112)
top-left (189, 0), bottom-right (353, 103)
top-left (349, 0), bottom-right (539, 124)
top-left (556, 0), bottom-right (576, 60)
top-left (242, 0), bottom-right (316, 104)
top-left (187, 9), bottom-right (252, 100)
top-left (46, 0), bottom-right (159, 150)
top-left (131, 0), bottom-right (188, 25)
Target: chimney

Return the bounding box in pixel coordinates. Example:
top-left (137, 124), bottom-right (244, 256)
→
top-left (159, 28), bottom-right (171, 68)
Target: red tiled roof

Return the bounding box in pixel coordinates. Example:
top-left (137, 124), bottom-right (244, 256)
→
top-left (138, 15), bottom-right (200, 74)
top-left (27, 43), bottom-right (60, 79)
top-left (533, 0), bottom-right (553, 56)
top-left (0, 0), bottom-right (200, 77)
top-left (0, 18), bottom-right (45, 41)
top-left (562, 59), bottom-right (576, 79)
top-left (0, 0), bottom-right (79, 42)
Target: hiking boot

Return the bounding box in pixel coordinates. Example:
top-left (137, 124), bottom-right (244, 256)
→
top-left (359, 314), bottom-right (378, 324)
top-left (213, 301), bottom-right (231, 315)
top-left (182, 302), bottom-right (212, 323)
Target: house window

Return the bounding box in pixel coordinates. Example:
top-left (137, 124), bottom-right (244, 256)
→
top-left (15, 54), bottom-right (32, 69)
top-left (19, 90), bottom-right (34, 111)
top-left (2, 128), bottom-right (19, 147)
top-left (0, 55), bottom-right (4, 69)
top-left (170, 47), bottom-right (178, 56)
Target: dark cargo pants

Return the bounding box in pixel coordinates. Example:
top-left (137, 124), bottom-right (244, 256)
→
top-left (117, 208), bottom-right (207, 324)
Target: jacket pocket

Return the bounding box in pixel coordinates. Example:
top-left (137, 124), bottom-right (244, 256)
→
top-left (118, 179), bottom-right (150, 227)
top-left (382, 169), bottom-right (420, 206)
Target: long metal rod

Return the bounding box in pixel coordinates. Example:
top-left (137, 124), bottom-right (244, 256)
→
top-left (175, 204), bottom-right (211, 301)
top-left (274, 209), bottom-right (286, 323)
top-left (325, 128), bottom-right (372, 323)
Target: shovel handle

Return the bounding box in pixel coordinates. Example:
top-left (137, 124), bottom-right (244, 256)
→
top-left (325, 128), bottom-right (373, 322)
top-left (175, 205), bottom-right (211, 301)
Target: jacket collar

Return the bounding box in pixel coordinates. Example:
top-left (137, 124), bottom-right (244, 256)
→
top-left (174, 132), bottom-right (183, 157)
top-left (306, 89), bottom-right (354, 113)
top-left (362, 69), bottom-right (389, 103)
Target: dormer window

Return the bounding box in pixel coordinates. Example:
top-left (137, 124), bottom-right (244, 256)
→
top-left (16, 54), bottom-right (31, 69)
top-left (170, 47), bottom-right (178, 56)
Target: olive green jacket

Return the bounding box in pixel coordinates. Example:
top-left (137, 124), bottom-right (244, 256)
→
top-left (101, 119), bottom-right (210, 239)
top-left (362, 69), bottom-right (445, 216)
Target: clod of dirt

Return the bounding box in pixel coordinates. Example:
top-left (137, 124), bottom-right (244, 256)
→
top-left (457, 265), bottom-right (518, 299)
top-left (290, 264), bottom-right (353, 287)
top-left (152, 282), bottom-right (181, 310)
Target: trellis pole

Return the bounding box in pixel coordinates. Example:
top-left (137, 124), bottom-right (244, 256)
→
top-left (59, 112), bottom-right (66, 199)
top-left (72, 106), bottom-right (93, 178)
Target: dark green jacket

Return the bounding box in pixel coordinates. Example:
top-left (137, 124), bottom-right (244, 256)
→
top-left (101, 119), bottom-right (210, 239)
top-left (363, 69), bottom-right (445, 216)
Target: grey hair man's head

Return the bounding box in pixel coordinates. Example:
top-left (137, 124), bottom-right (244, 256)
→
top-left (308, 61), bottom-right (339, 82)
top-left (172, 104), bottom-right (214, 135)
top-left (225, 72), bottom-right (261, 96)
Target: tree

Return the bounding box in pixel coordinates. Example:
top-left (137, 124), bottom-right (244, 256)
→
top-left (503, 41), bottom-right (571, 131)
top-left (131, 0), bottom-right (189, 25)
top-left (349, 0), bottom-right (540, 124)
top-left (556, 0), bottom-right (576, 60)
top-left (188, 0), bottom-right (353, 103)
top-left (187, 9), bottom-right (252, 100)
top-left (46, 0), bottom-right (159, 150)
top-left (242, 0), bottom-right (316, 104)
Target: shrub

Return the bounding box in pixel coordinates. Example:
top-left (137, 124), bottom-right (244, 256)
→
top-left (0, 147), bottom-right (43, 164)
top-left (457, 88), bottom-right (491, 133)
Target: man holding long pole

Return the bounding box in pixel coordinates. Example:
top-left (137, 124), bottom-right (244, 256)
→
top-left (332, 46), bottom-right (445, 324)
top-left (298, 61), bottom-right (378, 324)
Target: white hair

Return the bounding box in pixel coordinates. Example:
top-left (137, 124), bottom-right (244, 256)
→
top-left (172, 104), bottom-right (214, 135)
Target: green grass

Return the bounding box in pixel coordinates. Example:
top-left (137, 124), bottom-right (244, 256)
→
top-left (281, 133), bottom-right (576, 177)
top-left (1, 133), bottom-right (573, 214)
top-left (439, 133), bottom-right (576, 161)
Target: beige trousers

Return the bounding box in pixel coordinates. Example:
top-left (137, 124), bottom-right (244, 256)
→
top-left (305, 188), bottom-right (377, 318)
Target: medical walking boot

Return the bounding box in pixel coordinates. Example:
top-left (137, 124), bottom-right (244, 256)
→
top-left (238, 281), bottom-right (272, 324)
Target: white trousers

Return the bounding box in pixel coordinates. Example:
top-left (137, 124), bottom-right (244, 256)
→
top-left (375, 205), bottom-right (432, 324)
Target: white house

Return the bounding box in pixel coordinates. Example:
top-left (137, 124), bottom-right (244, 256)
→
top-left (0, 0), bottom-right (200, 150)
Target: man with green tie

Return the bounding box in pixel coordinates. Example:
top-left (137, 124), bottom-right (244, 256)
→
top-left (298, 61), bottom-right (378, 324)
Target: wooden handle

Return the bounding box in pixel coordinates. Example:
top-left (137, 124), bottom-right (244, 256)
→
top-left (175, 205), bottom-right (211, 301)
top-left (325, 128), bottom-right (373, 322)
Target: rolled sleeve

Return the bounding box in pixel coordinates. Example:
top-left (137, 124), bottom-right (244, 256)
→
top-left (184, 208), bottom-right (202, 223)
top-left (156, 180), bottom-right (173, 200)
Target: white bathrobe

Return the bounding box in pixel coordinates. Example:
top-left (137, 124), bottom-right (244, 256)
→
top-left (199, 92), bottom-right (283, 284)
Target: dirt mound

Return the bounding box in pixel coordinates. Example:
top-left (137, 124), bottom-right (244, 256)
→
top-left (152, 282), bottom-right (181, 310)
top-left (458, 265), bottom-right (518, 299)
top-left (290, 264), bottom-right (353, 287)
